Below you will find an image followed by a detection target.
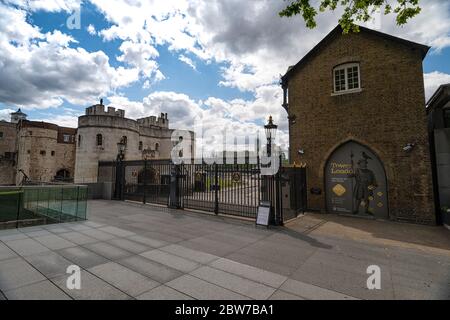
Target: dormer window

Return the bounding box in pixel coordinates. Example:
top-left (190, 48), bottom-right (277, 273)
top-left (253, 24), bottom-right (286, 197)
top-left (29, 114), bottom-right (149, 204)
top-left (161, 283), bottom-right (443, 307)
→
top-left (333, 63), bottom-right (361, 94)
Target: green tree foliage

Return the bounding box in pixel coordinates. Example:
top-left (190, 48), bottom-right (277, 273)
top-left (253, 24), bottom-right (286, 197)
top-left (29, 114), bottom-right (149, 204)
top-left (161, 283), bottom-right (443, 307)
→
top-left (279, 0), bottom-right (421, 33)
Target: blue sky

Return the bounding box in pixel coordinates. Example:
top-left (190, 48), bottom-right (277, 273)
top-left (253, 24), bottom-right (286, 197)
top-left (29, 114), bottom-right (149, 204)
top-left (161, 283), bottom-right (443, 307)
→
top-left (1, 0), bottom-right (450, 151)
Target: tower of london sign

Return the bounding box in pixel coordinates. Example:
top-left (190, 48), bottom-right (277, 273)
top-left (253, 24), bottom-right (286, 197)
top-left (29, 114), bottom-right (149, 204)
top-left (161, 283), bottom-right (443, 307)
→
top-left (325, 141), bottom-right (389, 219)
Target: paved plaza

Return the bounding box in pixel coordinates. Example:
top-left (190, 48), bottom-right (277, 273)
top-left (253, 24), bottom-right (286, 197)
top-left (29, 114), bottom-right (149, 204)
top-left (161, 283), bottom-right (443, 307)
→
top-left (0, 200), bottom-right (449, 300)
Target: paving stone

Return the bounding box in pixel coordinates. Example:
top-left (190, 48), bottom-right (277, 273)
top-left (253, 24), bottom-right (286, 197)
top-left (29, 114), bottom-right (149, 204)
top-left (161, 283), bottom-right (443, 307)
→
top-left (4, 238), bottom-right (50, 256)
top-left (79, 229), bottom-right (116, 241)
top-left (57, 247), bottom-right (108, 269)
top-left (89, 262), bottom-right (159, 297)
top-left (225, 252), bottom-right (295, 276)
top-left (4, 280), bottom-right (71, 300)
top-left (52, 270), bottom-right (130, 300)
top-left (107, 238), bottom-right (149, 254)
top-left (160, 244), bottom-right (219, 264)
top-left (98, 226), bottom-right (135, 237)
top-left (0, 242), bottom-right (18, 261)
top-left (43, 225), bottom-right (72, 234)
top-left (269, 290), bottom-right (305, 300)
top-left (191, 266), bottom-right (276, 299)
top-left (136, 285), bottom-right (193, 300)
top-left (166, 275), bottom-right (248, 300)
top-left (0, 257), bottom-right (46, 291)
top-left (280, 279), bottom-right (358, 300)
top-left (0, 230), bottom-right (29, 242)
top-left (127, 235), bottom-right (168, 248)
top-left (210, 258), bottom-right (288, 288)
top-left (80, 221), bottom-right (105, 228)
top-left (83, 242), bottom-right (133, 260)
top-left (23, 230), bottom-right (52, 238)
top-left (66, 224), bottom-right (93, 232)
top-left (34, 234), bottom-right (77, 250)
top-left (140, 249), bottom-right (200, 272)
top-left (59, 231), bottom-right (98, 245)
top-left (24, 251), bottom-right (73, 278)
top-left (119, 255), bottom-right (182, 283)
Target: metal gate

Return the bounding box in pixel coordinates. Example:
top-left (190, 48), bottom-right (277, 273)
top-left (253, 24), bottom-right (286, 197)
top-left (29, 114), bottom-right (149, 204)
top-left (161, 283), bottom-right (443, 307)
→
top-left (103, 159), bottom-right (307, 224)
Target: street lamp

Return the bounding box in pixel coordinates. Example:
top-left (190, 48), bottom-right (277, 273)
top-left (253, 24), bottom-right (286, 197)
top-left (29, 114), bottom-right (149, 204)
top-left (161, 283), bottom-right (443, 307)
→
top-left (114, 137), bottom-right (126, 200)
top-left (264, 115), bottom-right (277, 157)
top-left (117, 138), bottom-right (126, 161)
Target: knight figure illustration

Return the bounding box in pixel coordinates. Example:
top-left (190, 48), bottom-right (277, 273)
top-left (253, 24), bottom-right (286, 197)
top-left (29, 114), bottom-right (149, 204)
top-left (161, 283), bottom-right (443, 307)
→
top-left (349, 152), bottom-right (378, 215)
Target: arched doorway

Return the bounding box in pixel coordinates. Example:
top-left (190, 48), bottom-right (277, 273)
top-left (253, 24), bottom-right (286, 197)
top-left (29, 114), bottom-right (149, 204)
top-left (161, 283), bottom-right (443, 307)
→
top-left (325, 141), bottom-right (389, 219)
top-left (55, 169), bottom-right (70, 181)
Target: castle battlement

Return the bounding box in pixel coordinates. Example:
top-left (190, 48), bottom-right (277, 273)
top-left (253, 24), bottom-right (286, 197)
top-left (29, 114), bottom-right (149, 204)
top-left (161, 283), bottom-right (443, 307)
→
top-left (137, 113), bottom-right (169, 129)
top-left (85, 103), bottom-right (125, 118)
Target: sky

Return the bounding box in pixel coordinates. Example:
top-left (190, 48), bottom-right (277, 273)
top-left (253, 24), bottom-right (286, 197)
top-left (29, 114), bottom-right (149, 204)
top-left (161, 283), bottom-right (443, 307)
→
top-left (0, 0), bottom-right (450, 155)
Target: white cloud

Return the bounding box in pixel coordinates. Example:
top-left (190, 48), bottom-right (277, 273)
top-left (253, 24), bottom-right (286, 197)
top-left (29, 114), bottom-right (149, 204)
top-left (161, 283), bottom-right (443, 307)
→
top-left (424, 71), bottom-right (450, 102)
top-left (179, 54), bottom-right (196, 71)
top-left (0, 108), bottom-right (15, 121)
top-left (0, 3), bottom-right (156, 109)
top-left (87, 24), bottom-right (97, 36)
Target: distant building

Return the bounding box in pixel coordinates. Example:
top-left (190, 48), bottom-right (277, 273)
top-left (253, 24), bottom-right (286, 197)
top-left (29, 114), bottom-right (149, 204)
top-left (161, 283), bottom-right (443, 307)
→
top-left (281, 25), bottom-right (435, 224)
top-left (75, 102), bottom-right (194, 183)
top-left (0, 102), bottom-right (195, 185)
top-left (427, 83), bottom-right (450, 224)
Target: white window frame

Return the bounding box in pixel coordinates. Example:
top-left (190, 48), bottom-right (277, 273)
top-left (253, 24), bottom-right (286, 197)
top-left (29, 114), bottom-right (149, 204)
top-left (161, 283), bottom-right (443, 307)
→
top-left (63, 134), bottom-right (71, 143)
top-left (333, 63), bottom-right (361, 95)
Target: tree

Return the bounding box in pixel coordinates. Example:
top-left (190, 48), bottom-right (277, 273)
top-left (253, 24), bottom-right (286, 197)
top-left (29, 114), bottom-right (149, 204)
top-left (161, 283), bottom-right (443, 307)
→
top-left (279, 0), bottom-right (421, 33)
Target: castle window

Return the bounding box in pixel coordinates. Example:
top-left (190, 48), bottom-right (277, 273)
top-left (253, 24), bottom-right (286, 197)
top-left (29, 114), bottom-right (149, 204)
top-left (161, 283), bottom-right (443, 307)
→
top-left (155, 143), bottom-right (159, 151)
top-left (0, 132), bottom-right (3, 138)
top-left (40, 150), bottom-right (46, 156)
top-left (51, 151), bottom-right (55, 156)
top-left (63, 134), bottom-right (71, 143)
top-left (122, 136), bottom-right (127, 146)
top-left (96, 134), bottom-right (103, 146)
top-left (444, 108), bottom-right (450, 128)
top-left (333, 63), bottom-right (360, 94)
top-left (139, 141), bottom-right (143, 151)
top-left (78, 135), bottom-right (82, 147)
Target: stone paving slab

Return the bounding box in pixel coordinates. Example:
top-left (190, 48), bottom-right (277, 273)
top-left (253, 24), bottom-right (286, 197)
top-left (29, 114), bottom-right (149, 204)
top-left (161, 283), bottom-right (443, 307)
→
top-left (269, 290), bottom-right (305, 300)
top-left (190, 266), bottom-right (276, 299)
top-left (210, 258), bottom-right (288, 288)
top-left (34, 234), bottom-right (77, 251)
top-left (0, 242), bottom-right (18, 262)
top-left (57, 247), bottom-right (109, 269)
top-left (89, 262), bottom-right (160, 297)
top-left (280, 279), bottom-right (358, 300)
top-left (52, 270), bottom-right (130, 300)
top-left (107, 238), bottom-right (149, 254)
top-left (4, 280), bottom-right (71, 300)
top-left (127, 235), bottom-right (168, 248)
top-left (136, 285), bottom-right (193, 300)
top-left (0, 257), bottom-right (46, 291)
top-left (140, 249), bottom-right (200, 273)
top-left (119, 255), bottom-right (183, 283)
top-left (24, 251), bottom-right (74, 278)
top-left (160, 244), bottom-right (219, 264)
top-left (98, 226), bottom-right (135, 238)
top-left (4, 238), bottom-right (50, 256)
top-left (83, 242), bottom-right (134, 260)
top-left (166, 275), bottom-right (249, 300)
top-left (0, 231), bottom-right (29, 242)
top-left (58, 231), bottom-right (98, 245)
top-left (79, 229), bottom-right (116, 241)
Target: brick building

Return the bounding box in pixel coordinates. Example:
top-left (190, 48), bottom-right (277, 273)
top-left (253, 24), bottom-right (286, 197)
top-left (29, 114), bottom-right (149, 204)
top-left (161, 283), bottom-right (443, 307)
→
top-left (281, 25), bottom-right (435, 224)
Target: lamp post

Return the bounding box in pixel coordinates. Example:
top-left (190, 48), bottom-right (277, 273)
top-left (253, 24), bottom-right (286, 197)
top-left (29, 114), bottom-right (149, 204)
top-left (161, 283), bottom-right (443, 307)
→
top-left (264, 115), bottom-right (278, 157)
top-left (114, 138), bottom-right (126, 200)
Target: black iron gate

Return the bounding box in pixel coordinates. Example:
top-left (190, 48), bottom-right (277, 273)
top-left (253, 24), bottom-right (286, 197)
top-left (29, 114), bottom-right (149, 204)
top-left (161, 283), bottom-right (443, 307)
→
top-left (101, 159), bottom-right (306, 224)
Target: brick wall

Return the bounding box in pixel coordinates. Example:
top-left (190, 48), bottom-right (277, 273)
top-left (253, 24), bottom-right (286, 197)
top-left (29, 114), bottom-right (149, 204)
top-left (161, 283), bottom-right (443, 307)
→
top-left (287, 30), bottom-right (435, 224)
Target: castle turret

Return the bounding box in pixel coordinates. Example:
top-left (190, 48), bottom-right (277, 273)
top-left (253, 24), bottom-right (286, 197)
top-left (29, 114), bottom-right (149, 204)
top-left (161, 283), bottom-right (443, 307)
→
top-left (10, 108), bottom-right (27, 124)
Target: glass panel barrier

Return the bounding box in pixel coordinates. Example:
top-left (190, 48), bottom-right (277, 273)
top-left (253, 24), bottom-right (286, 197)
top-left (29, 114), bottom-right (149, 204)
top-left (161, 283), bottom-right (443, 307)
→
top-left (0, 185), bottom-right (88, 230)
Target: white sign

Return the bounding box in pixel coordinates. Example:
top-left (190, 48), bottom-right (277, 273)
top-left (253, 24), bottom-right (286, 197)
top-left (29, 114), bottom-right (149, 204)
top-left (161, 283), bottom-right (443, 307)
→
top-left (256, 205), bottom-right (270, 226)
